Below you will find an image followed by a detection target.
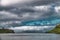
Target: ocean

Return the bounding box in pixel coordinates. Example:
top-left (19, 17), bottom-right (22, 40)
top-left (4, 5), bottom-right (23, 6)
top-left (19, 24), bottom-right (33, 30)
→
top-left (0, 33), bottom-right (60, 40)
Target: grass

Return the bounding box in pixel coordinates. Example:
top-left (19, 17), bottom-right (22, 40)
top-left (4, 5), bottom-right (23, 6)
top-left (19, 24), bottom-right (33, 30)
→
top-left (48, 24), bottom-right (60, 34)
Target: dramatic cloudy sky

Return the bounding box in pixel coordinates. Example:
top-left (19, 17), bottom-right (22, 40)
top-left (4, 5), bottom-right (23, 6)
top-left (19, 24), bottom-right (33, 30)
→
top-left (0, 0), bottom-right (60, 29)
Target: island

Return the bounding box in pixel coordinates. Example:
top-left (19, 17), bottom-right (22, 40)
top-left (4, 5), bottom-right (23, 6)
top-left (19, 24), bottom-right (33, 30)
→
top-left (47, 24), bottom-right (60, 34)
top-left (0, 27), bottom-right (14, 33)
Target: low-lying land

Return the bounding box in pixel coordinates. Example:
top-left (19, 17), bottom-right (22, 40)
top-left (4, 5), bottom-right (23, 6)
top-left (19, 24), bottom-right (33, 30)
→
top-left (0, 29), bottom-right (14, 33)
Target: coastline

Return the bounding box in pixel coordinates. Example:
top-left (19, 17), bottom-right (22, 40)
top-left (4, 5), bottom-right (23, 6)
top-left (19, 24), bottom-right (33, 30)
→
top-left (47, 24), bottom-right (60, 34)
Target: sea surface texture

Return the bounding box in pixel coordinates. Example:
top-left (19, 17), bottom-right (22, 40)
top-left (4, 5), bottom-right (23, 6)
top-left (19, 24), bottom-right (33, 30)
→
top-left (0, 33), bottom-right (60, 40)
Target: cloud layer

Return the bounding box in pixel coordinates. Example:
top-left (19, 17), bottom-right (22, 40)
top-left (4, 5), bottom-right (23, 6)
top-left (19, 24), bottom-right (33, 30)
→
top-left (0, 0), bottom-right (60, 24)
top-left (0, 0), bottom-right (60, 32)
top-left (9, 26), bottom-right (55, 32)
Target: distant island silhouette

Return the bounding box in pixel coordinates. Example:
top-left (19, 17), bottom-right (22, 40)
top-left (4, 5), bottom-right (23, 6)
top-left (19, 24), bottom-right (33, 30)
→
top-left (0, 27), bottom-right (14, 33)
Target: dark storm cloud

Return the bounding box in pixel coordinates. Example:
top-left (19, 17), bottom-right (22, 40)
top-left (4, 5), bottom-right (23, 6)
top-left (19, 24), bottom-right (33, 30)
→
top-left (0, 0), bottom-right (60, 27)
top-left (0, 6), bottom-right (15, 11)
top-left (0, 4), bottom-right (59, 21)
top-left (27, 0), bottom-right (60, 6)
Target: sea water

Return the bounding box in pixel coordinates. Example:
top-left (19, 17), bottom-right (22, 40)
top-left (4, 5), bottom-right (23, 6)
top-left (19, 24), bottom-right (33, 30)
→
top-left (0, 33), bottom-right (60, 40)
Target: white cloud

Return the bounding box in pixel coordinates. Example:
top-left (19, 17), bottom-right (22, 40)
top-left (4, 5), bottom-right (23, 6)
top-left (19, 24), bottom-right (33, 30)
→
top-left (22, 13), bottom-right (30, 18)
top-left (0, 21), bottom-right (21, 27)
top-left (34, 5), bottom-right (51, 12)
top-left (9, 26), bottom-right (55, 32)
top-left (11, 26), bottom-right (43, 30)
top-left (1, 21), bottom-right (21, 25)
top-left (0, 11), bottom-right (19, 19)
top-left (55, 6), bottom-right (60, 13)
top-left (1, 0), bottom-right (35, 6)
top-left (54, 6), bottom-right (60, 16)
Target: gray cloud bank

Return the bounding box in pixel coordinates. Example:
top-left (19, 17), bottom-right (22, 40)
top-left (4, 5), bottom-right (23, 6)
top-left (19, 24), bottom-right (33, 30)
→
top-left (0, 0), bottom-right (60, 28)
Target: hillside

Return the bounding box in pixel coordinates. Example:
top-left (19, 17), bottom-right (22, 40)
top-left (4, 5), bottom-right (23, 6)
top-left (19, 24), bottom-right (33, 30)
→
top-left (47, 24), bottom-right (60, 34)
top-left (0, 29), bottom-right (14, 33)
